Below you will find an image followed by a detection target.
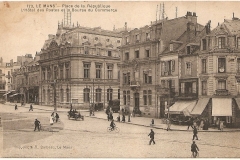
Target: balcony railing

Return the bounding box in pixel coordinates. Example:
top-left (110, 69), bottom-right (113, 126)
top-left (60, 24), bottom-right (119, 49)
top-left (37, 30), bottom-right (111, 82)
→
top-left (178, 93), bottom-right (198, 100)
top-left (130, 80), bottom-right (140, 87)
top-left (215, 89), bottom-right (229, 96)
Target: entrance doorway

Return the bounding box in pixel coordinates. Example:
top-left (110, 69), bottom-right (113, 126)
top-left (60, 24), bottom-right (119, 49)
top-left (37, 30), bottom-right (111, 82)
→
top-left (134, 92), bottom-right (139, 108)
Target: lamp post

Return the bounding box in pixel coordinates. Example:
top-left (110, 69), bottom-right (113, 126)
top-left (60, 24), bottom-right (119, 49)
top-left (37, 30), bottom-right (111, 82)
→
top-left (51, 79), bottom-right (57, 111)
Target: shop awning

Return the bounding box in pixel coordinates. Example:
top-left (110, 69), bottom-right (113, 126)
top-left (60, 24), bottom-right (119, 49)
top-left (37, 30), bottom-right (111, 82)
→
top-left (168, 100), bottom-right (197, 115)
top-left (212, 98), bottom-right (232, 116)
top-left (234, 98), bottom-right (240, 110)
top-left (191, 98), bottom-right (210, 115)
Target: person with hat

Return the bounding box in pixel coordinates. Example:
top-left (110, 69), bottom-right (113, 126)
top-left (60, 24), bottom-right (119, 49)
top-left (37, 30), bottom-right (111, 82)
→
top-left (191, 141), bottom-right (199, 158)
top-left (34, 119), bottom-right (40, 131)
top-left (148, 129), bottom-right (155, 145)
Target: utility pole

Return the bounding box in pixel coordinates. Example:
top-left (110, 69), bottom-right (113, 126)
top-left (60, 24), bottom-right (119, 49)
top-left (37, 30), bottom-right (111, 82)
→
top-left (167, 80), bottom-right (171, 119)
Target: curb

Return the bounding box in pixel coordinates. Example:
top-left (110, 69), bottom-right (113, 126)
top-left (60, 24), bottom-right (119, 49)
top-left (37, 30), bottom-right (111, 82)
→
top-left (86, 115), bottom-right (240, 132)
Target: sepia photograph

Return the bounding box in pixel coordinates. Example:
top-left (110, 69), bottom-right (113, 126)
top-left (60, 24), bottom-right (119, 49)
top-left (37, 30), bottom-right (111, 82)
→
top-left (1, 1), bottom-right (240, 158)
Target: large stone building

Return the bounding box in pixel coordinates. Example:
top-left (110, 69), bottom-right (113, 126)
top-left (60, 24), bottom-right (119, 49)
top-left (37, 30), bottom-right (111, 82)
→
top-left (119, 12), bottom-right (204, 117)
top-left (12, 54), bottom-right (40, 104)
top-left (193, 16), bottom-right (240, 127)
top-left (38, 23), bottom-right (122, 109)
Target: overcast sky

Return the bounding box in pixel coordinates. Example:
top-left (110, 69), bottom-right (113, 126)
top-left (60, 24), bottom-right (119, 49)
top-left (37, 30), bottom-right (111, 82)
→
top-left (1, 1), bottom-right (240, 62)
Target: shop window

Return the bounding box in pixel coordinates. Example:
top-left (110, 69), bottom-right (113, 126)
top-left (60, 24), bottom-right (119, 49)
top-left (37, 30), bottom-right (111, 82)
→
top-left (226, 116), bottom-right (231, 123)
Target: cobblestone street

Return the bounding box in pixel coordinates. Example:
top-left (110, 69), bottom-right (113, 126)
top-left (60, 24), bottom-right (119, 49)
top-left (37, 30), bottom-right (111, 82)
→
top-left (1, 103), bottom-right (240, 158)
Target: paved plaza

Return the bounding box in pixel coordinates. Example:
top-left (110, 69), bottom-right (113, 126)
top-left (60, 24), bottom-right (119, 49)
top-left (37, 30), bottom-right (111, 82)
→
top-left (1, 103), bottom-right (240, 158)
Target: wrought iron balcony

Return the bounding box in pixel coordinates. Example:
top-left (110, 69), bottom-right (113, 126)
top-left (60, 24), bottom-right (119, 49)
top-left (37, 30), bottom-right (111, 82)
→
top-left (130, 80), bottom-right (140, 87)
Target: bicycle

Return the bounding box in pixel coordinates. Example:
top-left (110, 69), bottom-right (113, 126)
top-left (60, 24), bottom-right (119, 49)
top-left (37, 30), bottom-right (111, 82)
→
top-left (107, 126), bottom-right (120, 132)
top-left (191, 151), bottom-right (199, 158)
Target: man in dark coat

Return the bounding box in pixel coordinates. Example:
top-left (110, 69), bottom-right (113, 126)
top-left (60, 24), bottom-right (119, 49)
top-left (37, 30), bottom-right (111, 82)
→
top-left (15, 104), bottom-right (18, 110)
top-left (55, 113), bottom-right (59, 122)
top-left (29, 104), bottom-right (33, 111)
top-left (148, 129), bottom-right (155, 145)
top-left (192, 126), bottom-right (198, 140)
top-left (191, 141), bottom-right (199, 158)
top-left (34, 119), bottom-right (40, 131)
top-left (187, 117), bottom-right (194, 130)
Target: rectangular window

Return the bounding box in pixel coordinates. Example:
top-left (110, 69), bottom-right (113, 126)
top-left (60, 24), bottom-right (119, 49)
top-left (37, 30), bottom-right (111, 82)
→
top-left (135, 50), bottom-right (139, 58)
top-left (202, 81), bottom-right (207, 95)
top-left (238, 38), bottom-right (240, 49)
top-left (181, 83), bottom-right (185, 94)
top-left (84, 47), bottom-right (89, 54)
top-left (187, 46), bottom-right (191, 54)
top-left (136, 34), bottom-right (140, 42)
top-left (143, 72), bottom-right (152, 84)
top-left (83, 88), bottom-right (90, 103)
top-left (60, 89), bottom-right (64, 102)
top-left (42, 69), bottom-right (46, 80)
top-left (96, 88), bottom-right (102, 102)
top-left (186, 62), bottom-right (191, 75)
top-left (84, 63), bottom-right (90, 78)
top-left (96, 64), bottom-right (101, 79)
top-left (218, 80), bottom-right (226, 90)
top-left (60, 66), bottom-right (63, 79)
top-left (126, 36), bottom-right (129, 44)
top-left (53, 66), bottom-right (58, 80)
top-left (125, 52), bottom-right (129, 60)
top-left (127, 73), bottom-right (130, 85)
top-left (108, 51), bottom-right (112, 57)
top-left (218, 37), bottom-right (225, 49)
top-left (127, 90), bottom-right (130, 105)
top-left (143, 90), bottom-right (147, 105)
top-left (107, 65), bottom-right (113, 79)
top-left (218, 58), bottom-right (226, 73)
top-left (202, 59), bottom-right (207, 73)
top-left (123, 91), bottom-right (126, 105)
top-left (66, 89), bottom-right (70, 102)
top-left (202, 39), bottom-right (207, 50)
top-left (145, 49), bottom-right (150, 58)
top-left (237, 58), bottom-right (240, 73)
top-left (148, 90), bottom-right (152, 105)
top-left (65, 64), bottom-right (70, 79)
top-left (146, 32), bottom-right (150, 40)
top-left (107, 89), bottom-right (113, 102)
top-left (118, 89), bottom-right (120, 99)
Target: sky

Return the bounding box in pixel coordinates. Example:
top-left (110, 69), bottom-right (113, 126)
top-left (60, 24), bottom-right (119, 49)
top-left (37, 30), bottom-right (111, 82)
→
top-left (1, 1), bottom-right (240, 62)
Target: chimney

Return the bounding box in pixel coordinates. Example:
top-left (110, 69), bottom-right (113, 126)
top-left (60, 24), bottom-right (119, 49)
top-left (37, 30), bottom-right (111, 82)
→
top-left (125, 22), bottom-right (127, 31)
top-left (233, 12), bottom-right (235, 19)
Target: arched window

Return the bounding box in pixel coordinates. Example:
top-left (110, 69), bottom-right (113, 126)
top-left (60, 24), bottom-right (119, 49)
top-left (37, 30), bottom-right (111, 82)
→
top-left (83, 88), bottom-right (90, 102)
top-left (95, 88), bottom-right (102, 102)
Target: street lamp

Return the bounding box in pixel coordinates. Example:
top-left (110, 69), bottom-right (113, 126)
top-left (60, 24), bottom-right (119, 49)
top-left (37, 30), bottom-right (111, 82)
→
top-left (50, 79), bottom-right (57, 111)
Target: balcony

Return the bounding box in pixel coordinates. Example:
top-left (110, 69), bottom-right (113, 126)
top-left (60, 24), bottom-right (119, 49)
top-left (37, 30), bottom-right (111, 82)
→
top-left (215, 89), bottom-right (229, 96)
top-left (178, 93), bottom-right (198, 100)
top-left (130, 80), bottom-right (140, 90)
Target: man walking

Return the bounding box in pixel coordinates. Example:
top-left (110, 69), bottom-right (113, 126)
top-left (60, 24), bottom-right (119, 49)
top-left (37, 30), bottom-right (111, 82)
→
top-left (15, 104), bottom-right (18, 110)
top-left (34, 119), bottom-right (40, 131)
top-left (148, 129), bottom-right (155, 145)
top-left (191, 141), bottom-right (199, 158)
top-left (192, 126), bottom-right (198, 140)
top-left (55, 113), bottom-right (59, 123)
top-left (29, 104), bottom-right (33, 111)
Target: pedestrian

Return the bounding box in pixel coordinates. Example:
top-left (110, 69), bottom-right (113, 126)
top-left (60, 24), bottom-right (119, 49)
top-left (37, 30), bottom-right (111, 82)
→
top-left (50, 115), bottom-right (54, 125)
top-left (192, 126), bottom-right (198, 140)
top-left (191, 141), bottom-right (199, 158)
top-left (220, 121), bottom-right (224, 131)
top-left (55, 113), bottom-right (59, 123)
top-left (34, 119), bottom-right (40, 131)
top-left (117, 114), bottom-right (120, 122)
top-left (29, 104), bottom-right (33, 111)
top-left (148, 129), bottom-right (155, 145)
top-left (187, 117), bottom-right (194, 130)
top-left (216, 118), bottom-right (220, 130)
top-left (70, 103), bottom-right (73, 110)
top-left (122, 114), bottom-right (125, 122)
top-left (15, 104), bottom-right (18, 110)
top-left (166, 118), bottom-right (171, 131)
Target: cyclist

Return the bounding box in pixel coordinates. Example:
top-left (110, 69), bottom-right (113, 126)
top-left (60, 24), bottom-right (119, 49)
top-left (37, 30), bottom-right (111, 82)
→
top-left (191, 141), bottom-right (199, 158)
top-left (110, 119), bottom-right (116, 130)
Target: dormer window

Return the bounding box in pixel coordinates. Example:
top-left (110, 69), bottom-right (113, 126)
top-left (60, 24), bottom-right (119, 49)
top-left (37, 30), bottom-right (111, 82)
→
top-left (218, 37), bottom-right (226, 49)
top-left (146, 32), bottom-right (150, 40)
top-left (170, 44), bottom-right (173, 51)
top-left (202, 39), bottom-right (207, 50)
top-left (136, 34), bottom-right (140, 42)
top-left (126, 36), bottom-right (129, 45)
top-left (187, 46), bottom-right (191, 54)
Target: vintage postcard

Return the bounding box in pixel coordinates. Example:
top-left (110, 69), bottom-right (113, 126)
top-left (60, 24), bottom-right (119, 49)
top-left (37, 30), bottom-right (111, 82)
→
top-left (1, 1), bottom-right (240, 158)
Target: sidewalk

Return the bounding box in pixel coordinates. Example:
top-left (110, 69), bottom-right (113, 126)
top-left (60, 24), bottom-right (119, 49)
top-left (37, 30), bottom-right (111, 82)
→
top-left (3, 102), bottom-right (240, 132)
top-left (86, 110), bottom-right (240, 132)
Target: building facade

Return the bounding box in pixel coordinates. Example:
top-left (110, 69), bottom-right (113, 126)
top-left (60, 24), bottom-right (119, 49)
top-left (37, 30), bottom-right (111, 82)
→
top-left (195, 17), bottom-right (240, 127)
top-left (39, 24), bottom-right (122, 109)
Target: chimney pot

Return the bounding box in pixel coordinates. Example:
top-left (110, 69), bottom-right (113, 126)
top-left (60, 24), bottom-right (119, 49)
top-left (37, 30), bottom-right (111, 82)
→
top-left (193, 12), bottom-right (196, 16)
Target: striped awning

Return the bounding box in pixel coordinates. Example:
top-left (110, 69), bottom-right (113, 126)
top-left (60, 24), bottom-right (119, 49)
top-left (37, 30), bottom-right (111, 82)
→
top-left (191, 98), bottom-right (210, 115)
top-left (167, 100), bottom-right (197, 115)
